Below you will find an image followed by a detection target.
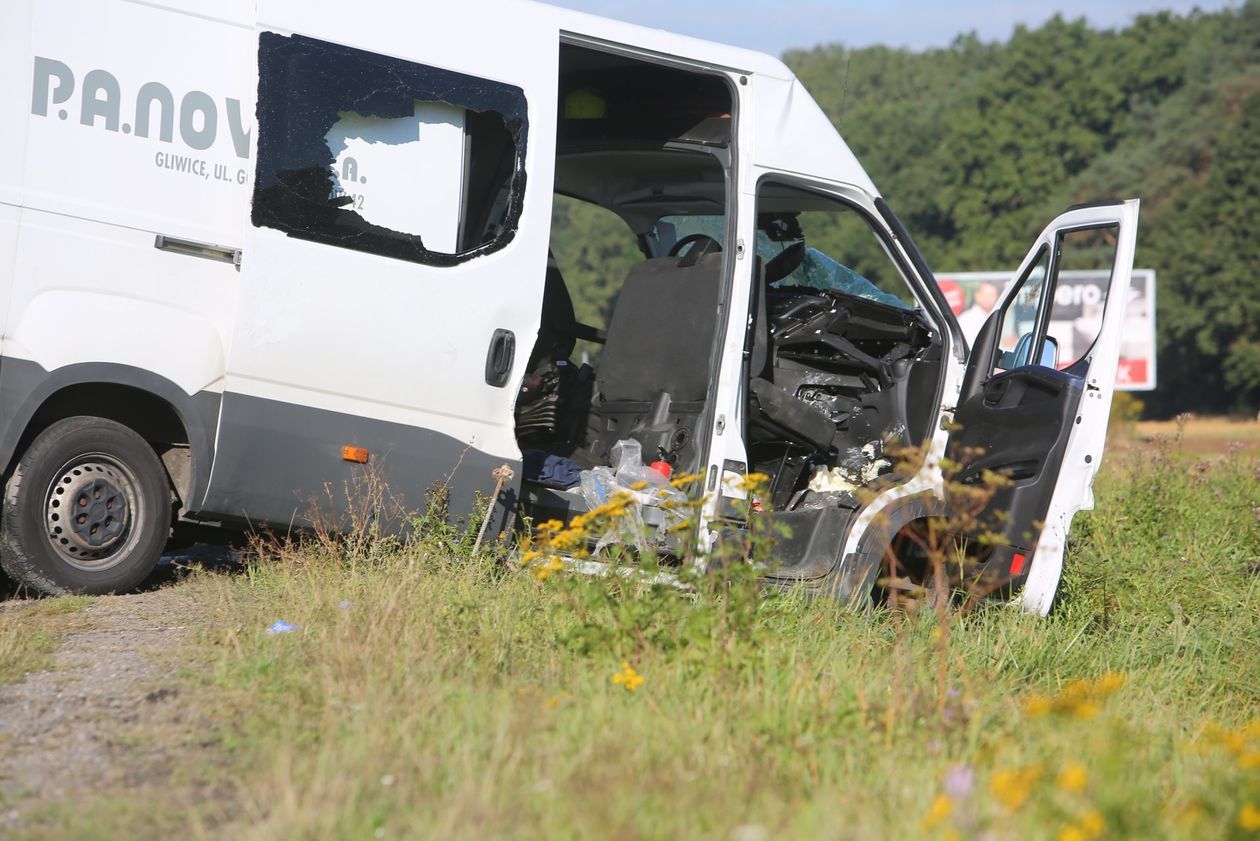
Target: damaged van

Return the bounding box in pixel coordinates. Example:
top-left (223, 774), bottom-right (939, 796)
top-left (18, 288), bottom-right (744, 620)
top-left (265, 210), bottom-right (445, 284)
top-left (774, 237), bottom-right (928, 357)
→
top-left (0, 0), bottom-right (1136, 611)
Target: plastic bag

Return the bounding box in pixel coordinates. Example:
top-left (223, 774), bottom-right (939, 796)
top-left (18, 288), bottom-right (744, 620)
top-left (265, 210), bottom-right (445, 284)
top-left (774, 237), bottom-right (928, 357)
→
top-left (579, 466), bottom-right (651, 554)
top-left (580, 441), bottom-right (690, 553)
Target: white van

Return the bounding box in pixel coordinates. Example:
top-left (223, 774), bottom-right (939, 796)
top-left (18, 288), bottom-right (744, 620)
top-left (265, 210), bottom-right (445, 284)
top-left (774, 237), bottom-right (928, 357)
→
top-left (0, 0), bottom-right (1137, 610)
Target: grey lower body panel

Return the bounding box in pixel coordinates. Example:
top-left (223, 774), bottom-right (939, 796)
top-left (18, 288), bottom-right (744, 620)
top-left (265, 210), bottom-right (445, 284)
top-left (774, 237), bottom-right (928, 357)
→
top-left (0, 357), bottom-right (222, 504)
top-left (199, 392), bottom-right (519, 536)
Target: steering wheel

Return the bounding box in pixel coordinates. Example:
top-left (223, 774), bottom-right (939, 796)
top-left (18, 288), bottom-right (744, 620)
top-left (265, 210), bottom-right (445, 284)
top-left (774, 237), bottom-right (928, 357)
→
top-left (765, 241), bottom-right (806, 283)
top-left (668, 233), bottom-right (723, 259)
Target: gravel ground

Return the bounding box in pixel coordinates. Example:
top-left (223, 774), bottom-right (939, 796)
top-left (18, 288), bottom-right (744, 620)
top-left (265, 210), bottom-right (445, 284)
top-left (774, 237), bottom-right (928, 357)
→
top-left (0, 549), bottom-right (236, 834)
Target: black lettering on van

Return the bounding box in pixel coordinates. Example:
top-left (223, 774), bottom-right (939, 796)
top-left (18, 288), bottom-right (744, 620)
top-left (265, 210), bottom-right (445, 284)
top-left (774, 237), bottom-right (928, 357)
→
top-left (80, 69), bottom-right (120, 131)
top-left (31, 57), bottom-right (74, 118)
top-left (179, 91), bottom-right (217, 151)
top-left (134, 81), bottom-right (175, 143)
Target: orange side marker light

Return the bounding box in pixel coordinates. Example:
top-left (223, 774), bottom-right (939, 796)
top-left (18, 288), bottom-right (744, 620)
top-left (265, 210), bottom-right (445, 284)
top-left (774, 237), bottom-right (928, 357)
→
top-left (342, 445), bottom-right (369, 464)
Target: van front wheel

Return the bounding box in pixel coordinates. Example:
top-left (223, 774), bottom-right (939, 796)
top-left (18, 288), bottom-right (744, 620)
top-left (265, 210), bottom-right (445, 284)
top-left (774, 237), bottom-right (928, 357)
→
top-left (1, 417), bottom-right (172, 595)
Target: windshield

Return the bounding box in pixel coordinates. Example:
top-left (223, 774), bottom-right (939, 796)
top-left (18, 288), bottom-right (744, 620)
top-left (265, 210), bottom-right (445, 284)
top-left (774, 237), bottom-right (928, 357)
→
top-left (656, 214), bottom-right (912, 310)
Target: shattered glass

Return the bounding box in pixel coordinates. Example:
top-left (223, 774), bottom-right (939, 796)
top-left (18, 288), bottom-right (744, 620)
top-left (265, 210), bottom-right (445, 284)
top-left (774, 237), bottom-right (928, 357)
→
top-left (660, 214), bottom-right (910, 309)
top-left (252, 33), bottom-right (528, 266)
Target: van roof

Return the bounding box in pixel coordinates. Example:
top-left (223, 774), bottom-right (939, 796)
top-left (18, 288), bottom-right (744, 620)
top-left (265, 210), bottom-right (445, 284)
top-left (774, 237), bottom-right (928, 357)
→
top-left (518, 0), bottom-right (798, 81)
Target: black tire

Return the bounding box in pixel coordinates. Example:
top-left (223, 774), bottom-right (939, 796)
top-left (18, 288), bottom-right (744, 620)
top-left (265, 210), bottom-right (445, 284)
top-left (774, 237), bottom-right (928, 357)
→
top-left (1, 417), bottom-right (172, 595)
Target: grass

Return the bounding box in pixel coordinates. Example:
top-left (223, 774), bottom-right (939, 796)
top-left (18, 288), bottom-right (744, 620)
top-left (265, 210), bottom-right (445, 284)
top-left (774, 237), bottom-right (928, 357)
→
top-left (12, 430), bottom-right (1260, 839)
top-left (0, 595), bottom-right (95, 685)
top-left (1129, 414), bottom-right (1260, 455)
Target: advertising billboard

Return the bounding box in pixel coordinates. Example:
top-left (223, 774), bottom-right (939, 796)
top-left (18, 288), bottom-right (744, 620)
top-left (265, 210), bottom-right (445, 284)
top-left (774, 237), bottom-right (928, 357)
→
top-left (936, 270), bottom-right (1157, 391)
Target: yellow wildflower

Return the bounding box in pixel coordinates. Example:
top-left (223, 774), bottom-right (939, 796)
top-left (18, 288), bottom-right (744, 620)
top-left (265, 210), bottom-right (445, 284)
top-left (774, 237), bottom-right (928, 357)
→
top-left (1079, 810), bottom-right (1105, 839)
top-left (1020, 673), bottom-right (1126, 719)
top-left (532, 555), bottom-right (564, 581)
top-left (549, 526), bottom-right (588, 552)
top-left (1056, 761), bottom-right (1089, 793)
top-left (920, 794), bottom-right (953, 831)
top-left (581, 493), bottom-right (633, 524)
top-left (611, 661), bottom-right (644, 692)
top-left (1072, 700), bottom-right (1100, 720)
top-left (989, 764), bottom-right (1043, 813)
top-left (1206, 719), bottom-right (1260, 758)
top-left (1058, 827), bottom-right (1085, 841)
top-left (670, 472), bottom-right (704, 488)
top-left (1024, 694), bottom-right (1053, 717)
top-left (536, 519), bottom-right (564, 534)
top-left (1093, 672), bottom-right (1126, 694)
top-left (520, 549), bottom-right (542, 565)
top-left (1240, 804), bottom-right (1260, 831)
top-left (1061, 678), bottom-right (1090, 700)
top-left (736, 472), bottom-right (771, 491)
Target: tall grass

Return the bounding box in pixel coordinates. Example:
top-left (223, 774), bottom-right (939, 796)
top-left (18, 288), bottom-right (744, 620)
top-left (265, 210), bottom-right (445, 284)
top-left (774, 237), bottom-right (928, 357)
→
top-left (25, 440), bottom-right (1260, 839)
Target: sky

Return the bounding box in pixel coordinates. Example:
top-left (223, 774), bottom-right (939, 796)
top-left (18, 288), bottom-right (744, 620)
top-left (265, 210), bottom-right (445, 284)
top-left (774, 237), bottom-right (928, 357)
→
top-left (546, 0), bottom-right (1236, 56)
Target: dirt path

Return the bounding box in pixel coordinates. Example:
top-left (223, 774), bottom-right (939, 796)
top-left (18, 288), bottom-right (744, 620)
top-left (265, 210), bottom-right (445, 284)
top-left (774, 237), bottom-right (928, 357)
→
top-left (0, 576), bottom-right (222, 834)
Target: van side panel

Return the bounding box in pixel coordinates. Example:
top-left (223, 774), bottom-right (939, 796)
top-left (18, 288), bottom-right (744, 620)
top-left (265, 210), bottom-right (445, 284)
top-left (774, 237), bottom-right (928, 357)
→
top-left (2, 1), bottom-right (255, 483)
top-left (19, 0), bottom-right (253, 243)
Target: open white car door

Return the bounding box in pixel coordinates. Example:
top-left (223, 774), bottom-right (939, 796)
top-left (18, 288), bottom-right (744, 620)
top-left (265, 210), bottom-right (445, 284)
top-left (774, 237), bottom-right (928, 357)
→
top-left (947, 200), bottom-right (1139, 614)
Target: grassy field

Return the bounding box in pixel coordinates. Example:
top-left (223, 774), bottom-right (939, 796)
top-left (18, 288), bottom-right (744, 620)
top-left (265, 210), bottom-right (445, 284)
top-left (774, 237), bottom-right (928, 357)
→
top-left (0, 595), bottom-right (94, 684)
top-left (1128, 414), bottom-right (1260, 456)
top-left (7, 423), bottom-right (1260, 839)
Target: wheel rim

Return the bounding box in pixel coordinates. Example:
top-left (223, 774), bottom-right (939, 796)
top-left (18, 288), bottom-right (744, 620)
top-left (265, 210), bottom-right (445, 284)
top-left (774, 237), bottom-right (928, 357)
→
top-left (43, 454), bottom-right (144, 571)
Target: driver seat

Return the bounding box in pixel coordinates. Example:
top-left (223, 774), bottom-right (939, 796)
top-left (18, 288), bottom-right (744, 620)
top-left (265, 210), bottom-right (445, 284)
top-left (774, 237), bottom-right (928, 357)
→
top-left (527, 251), bottom-right (606, 371)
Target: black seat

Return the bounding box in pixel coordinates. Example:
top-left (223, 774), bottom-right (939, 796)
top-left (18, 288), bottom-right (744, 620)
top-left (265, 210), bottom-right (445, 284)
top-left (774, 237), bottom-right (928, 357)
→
top-left (527, 252), bottom-right (605, 371)
top-left (597, 251), bottom-right (723, 404)
top-left (585, 251), bottom-right (725, 468)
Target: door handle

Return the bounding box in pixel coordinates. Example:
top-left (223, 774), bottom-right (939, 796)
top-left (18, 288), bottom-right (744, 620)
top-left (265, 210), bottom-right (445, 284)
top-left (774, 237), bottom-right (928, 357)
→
top-left (485, 329), bottom-right (515, 388)
top-left (983, 378), bottom-right (1012, 407)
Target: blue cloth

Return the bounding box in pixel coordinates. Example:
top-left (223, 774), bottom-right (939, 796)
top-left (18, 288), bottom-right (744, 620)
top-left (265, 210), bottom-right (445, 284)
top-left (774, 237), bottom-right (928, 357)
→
top-left (522, 449), bottom-right (584, 489)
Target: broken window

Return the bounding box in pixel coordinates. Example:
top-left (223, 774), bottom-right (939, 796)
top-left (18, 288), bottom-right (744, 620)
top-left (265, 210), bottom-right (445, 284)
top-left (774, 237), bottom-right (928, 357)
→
top-left (252, 33), bottom-right (528, 265)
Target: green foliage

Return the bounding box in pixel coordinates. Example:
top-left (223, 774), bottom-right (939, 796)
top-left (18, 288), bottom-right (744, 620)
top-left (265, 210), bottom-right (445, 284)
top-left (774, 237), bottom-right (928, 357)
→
top-left (549, 194), bottom-right (643, 332)
top-left (1110, 391), bottom-right (1146, 425)
top-left (551, 2), bottom-right (1260, 415)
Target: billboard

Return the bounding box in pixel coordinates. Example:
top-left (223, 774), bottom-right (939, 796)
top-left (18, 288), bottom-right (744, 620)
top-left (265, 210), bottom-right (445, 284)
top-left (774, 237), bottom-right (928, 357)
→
top-left (936, 270), bottom-right (1157, 391)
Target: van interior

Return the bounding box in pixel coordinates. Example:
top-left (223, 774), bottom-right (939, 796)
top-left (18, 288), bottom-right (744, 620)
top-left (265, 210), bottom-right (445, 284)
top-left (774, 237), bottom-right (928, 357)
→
top-left (517, 44), bottom-right (945, 572)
